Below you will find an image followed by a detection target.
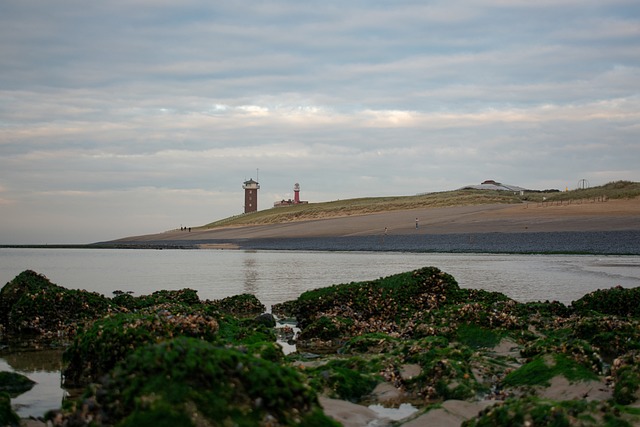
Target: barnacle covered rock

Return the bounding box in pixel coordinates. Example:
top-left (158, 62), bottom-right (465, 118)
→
top-left (572, 285), bottom-right (640, 317)
top-left (0, 371), bottom-right (35, 397)
top-left (112, 288), bottom-right (200, 310)
top-left (611, 350), bottom-right (640, 405)
top-left (62, 309), bottom-right (219, 387)
top-left (463, 396), bottom-right (634, 426)
top-left (77, 337), bottom-right (339, 427)
top-left (0, 270), bottom-right (116, 341)
top-left (207, 293), bottom-right (266, 317)
top-left (0, 391), bottom-right (20, 427)
top-left (521, 336), bottom-right (604, 376)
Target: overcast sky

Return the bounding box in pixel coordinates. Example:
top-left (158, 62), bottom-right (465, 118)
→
top-left (1, 1), bottom-right (639, 244)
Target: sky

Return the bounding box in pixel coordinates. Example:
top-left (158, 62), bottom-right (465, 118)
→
top-left (1, 1), bottom-right (639, 244)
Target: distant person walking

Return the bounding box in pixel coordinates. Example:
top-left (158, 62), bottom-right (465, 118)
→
top-left (415, 218), bottom-right (419, 229)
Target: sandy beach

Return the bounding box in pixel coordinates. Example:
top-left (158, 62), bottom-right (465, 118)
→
top-left (108, 199), bottom-right (640, 253)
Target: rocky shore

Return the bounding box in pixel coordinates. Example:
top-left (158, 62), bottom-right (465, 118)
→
top-left (1, 267), bottom-right (640, 426)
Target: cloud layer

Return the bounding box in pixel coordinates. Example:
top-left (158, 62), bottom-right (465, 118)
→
top-left (1, 0), bottom-right (639, 243)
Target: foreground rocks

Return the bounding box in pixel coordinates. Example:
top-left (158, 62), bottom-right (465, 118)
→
top-left (273, 267), bottom-right (640, 426)
top-left (1, 268), bottom-right (640, 426)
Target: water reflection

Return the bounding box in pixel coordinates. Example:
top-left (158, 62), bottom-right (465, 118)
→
top-left (0, 349), bottom-right (67, 418)
top-left (243, 251), bottom-right (259, 296)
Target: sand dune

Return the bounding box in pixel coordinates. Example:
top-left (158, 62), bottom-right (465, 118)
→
top-left (115, 198), bottom-right (640, 244)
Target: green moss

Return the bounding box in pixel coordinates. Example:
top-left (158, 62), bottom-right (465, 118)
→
top-left (402, 342), bottom-right (483, 400)
top-left (63, 310), bottom-right (220, 387)
top-left (0, 391), bottom-right (20, 427)
top-left (464, 396), bottom-right (633, 427)
top-left (341, 333), bottom-right (398, 354)
top-left (456, 323), bottom-right (504, 349)
top-left (309, 365), bottom-right (377, 402)
top-left (298, 316), bottom-right (346, 341)
top-left (305, 358), bottom-right (379, 402)
top-left (521, 336), bottom-right (603, 375)
top-left (573, 317), bottom-right (640, 359)
top-left (614, 374), bottom-right (640, 405)
top-left (208, 293), bottom-right (266, 317)
top-left (215, 316), bottom-right (278, 348)
top-left (503, 354), bottom-right (598, 387)
top-left (0, 270), bottom-right (116, 338)
top-left (112, 289), bottom-right (200, 311)
top-left (572, 286), bottom-right (640, 317)
top-left (0, 371), bottom-right (35, 397)
top-left (293, 267), bottom-right (464, 328)
top-left (90, 337), bottom-right (336, 426)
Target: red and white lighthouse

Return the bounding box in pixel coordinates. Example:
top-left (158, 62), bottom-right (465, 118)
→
top-left (293, 183), bottom-right (301, 204)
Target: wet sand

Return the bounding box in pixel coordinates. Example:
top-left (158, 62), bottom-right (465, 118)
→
top-left (106, 199), bottom-right (640, 254)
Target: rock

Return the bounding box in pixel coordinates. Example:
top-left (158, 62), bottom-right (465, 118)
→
top-left (371, 382), bottom-right (406, 406)
top-left (0, 392), bottom-right (20, 427)
top-left (62, 310), bottom-right (219, 387)
top-left (538, 376), bottom-right (612, 401)
top-left (400, 364), bottom-right (422, 381)
top-left (254, 312), bottom-right (276, 327)
top-left (400, 400), bottom-right (495, 427)
top-left (82, 337), bottom-right (338, 426)
top-left (319, 396), bottom-right (385, 427)
top-left (464, 396), bottom-right (634, 426)
top-left (0, 371), bottom-right (35, 397)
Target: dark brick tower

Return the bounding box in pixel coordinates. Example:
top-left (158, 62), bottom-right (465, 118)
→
top-left (242, 178), bottom-right (259, 213)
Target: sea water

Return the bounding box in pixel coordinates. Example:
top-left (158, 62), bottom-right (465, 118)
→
top-left (1, 248), bottom-right (639, 417)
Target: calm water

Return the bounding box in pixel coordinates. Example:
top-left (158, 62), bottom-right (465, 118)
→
top-left (1, 248), bottom-right (640, 417)
top-left (2, 248), bottom-right (640, 308)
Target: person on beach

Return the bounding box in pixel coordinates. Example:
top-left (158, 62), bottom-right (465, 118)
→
top-left (415, 218), bottom-right (419, 229)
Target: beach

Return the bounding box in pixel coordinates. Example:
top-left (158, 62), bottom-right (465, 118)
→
top-left (105, 199), bottom-right (640, 254)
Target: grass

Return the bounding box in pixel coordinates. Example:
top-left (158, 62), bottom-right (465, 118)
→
top-left (201, 181), bottom-right (640, 229)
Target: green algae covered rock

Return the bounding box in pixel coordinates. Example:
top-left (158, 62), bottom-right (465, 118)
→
top-left (0, 371), bottom-right (35, 397)
top-left (463, 396), bottom-right (635, 427)
top-left (91, 337), bottom-right (338, 427)
top-left (292, 267), bottom-right (465, 328)
top-left (611, 351), bottom-right (640, 405)
top-left (112, 288), bottom-right (200, 311)
top-left (0, 391), bottom-right (20, 427)
top-left (0, 270), bottom-right (116, 339)
top-left (63, 305), bottom-right (281, 387)
top-left (63, 310), bottom-right (220, 387)
top-left (304, 357), bottom-right (379, 402)
top-left (210, 293), bottom-right (266, 317)
top-left (572, 286), bottom-right (640, 317)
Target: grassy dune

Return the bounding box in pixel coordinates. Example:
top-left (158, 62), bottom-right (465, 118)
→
top-left (203, 180), bottom-right (640, 229)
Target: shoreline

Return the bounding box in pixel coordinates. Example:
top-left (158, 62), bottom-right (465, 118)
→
top-left (3, 199), bottom-right (639, 254)
top-left (4, 230), bottom-right (640, 255)
top-left (90, 230), bottom-right (640, 255)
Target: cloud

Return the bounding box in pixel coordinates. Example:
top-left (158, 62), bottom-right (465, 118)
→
top-left (0, 0), bottom-right (638, 243)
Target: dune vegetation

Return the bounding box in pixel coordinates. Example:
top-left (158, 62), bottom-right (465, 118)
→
top-left (202, 181), bottom-right (640, 229)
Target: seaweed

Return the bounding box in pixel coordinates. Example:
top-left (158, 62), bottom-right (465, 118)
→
top-left (63, 309), bottom-right (219, 387)
top-left (572, 286), bottom-right (640, 317)
top-left (90, 337), bottom-right (338, 426)
top-left (503, 353), bottom-right (598, 387)
top-left (0, 371), bottom-right (35, 397)
top-left (0, 391), bottom-right (20, 427)
top-left (464, 396), bottom-right (633, 427)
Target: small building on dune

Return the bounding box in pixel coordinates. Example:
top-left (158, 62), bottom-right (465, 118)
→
top-left (458, 180), bottom-right (529, 194)
top-left (274, 183), bottom-right (309, 207)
